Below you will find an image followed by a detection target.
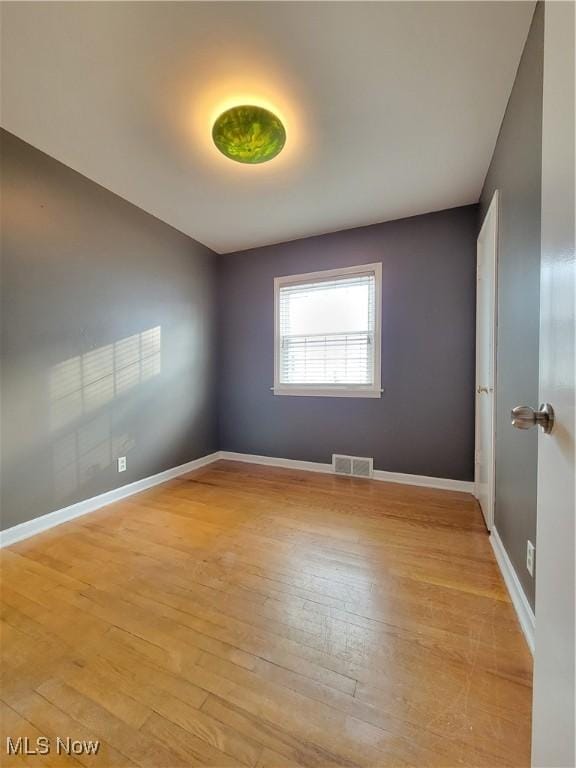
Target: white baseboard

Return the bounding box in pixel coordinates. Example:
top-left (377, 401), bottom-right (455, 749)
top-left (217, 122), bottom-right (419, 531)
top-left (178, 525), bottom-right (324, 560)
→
top-left (0, 452), bottom-right (220, 548)
top-left (0, 449), bottom-right (474, 549)
top-left (218, 451), bottom-right (474, 493)
top-left (490, 526), bottom-right (535, 654)
top-left (219, 451), bottom-right (332, 474)
top-left (373, 468), bottom-right (474, 493)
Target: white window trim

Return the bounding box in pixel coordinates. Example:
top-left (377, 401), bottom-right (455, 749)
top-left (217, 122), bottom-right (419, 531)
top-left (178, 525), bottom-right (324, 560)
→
top-left (273, 262), bottom-right (382, 398)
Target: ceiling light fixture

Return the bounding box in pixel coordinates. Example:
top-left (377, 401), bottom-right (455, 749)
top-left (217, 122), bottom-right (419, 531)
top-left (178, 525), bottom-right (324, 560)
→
top-left (212, 105), bottom-right (286, 164)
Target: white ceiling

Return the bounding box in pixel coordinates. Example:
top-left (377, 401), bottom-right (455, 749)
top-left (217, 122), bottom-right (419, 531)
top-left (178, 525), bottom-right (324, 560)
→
top-left (1, 1), bottom-right (535, 253)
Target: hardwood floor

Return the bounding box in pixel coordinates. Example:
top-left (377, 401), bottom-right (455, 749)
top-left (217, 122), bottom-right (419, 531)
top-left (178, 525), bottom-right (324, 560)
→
top-left (1, 460), bottom-right (532, 767)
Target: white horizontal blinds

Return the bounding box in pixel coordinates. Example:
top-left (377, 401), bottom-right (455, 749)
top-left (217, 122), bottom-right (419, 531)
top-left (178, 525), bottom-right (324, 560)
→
top-left (279, 271), bottom-right (376, 385)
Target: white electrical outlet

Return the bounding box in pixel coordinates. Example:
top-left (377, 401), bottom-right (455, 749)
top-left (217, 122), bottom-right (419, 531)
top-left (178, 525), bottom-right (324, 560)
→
top-left (118, 456), bottom-right (127, 473)
top-left (526, 540), bottom-right (535, 576)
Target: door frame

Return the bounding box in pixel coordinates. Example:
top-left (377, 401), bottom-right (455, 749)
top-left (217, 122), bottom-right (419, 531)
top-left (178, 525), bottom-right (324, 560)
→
top-left (474, 189), bottom-right (499, 531)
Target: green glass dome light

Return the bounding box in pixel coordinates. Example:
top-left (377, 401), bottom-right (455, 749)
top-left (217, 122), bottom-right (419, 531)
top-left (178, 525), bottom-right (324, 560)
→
top-left (212, 105), bottom-right (286, 164)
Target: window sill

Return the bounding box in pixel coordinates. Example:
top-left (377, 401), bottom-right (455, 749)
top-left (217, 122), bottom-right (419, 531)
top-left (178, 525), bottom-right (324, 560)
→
top-left (272, 386), bottom-right (382, 399)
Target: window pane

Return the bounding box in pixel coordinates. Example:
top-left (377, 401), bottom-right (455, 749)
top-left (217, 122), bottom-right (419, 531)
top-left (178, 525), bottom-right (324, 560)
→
top-left (278, 273), bottom-right (376, 386)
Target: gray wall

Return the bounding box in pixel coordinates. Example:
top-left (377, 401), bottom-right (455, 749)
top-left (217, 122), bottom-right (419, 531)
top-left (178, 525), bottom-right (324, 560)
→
top-left (219, 206), bottom-right (477, 481)
top-left (1, 129), bottom-right (218, 531)
top-left (479, 3), bottom-right (543, 609)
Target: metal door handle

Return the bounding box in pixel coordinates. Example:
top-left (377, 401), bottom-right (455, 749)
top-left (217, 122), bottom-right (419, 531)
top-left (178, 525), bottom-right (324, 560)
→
top-left (511, 403), bottom-right (555, 434)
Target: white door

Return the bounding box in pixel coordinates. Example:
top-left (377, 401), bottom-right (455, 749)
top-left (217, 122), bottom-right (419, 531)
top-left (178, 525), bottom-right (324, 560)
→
top-left (475, 190), bottom-right (498, 530)
top-left (531, 2), bottom-right (575, 766)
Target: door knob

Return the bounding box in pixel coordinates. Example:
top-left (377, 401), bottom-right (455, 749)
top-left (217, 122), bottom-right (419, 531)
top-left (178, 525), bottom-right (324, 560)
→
top-left (511, 403), bottom-right (555, 434)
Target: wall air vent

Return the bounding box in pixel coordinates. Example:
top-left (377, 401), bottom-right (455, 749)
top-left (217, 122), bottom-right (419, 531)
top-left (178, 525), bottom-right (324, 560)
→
top-left (332, 454), bottom-right (373, 479)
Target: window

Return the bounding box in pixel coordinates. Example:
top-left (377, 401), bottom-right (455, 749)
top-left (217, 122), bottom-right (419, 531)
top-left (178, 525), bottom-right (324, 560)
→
top-left (274, 263), bottom-right (382, 397)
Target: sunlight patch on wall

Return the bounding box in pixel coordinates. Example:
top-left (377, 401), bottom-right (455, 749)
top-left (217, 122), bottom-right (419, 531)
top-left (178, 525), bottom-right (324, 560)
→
top-left (49, 326), bottom-right (161, 432)
top-left (49, 326), bottom-right (160, 504)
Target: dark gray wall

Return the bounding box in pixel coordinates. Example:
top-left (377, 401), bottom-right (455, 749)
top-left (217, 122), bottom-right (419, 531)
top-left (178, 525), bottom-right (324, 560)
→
top-left (219, 206), bottom-right (477, 481)
top-left (1, 129), bottom-right (218, 531)
top-left (479, 3), bottom-right (543, 609)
